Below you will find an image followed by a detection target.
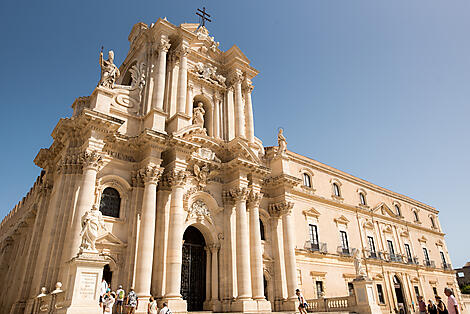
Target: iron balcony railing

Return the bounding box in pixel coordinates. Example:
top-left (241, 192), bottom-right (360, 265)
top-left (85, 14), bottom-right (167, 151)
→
top-left (442, 262), bottom-right (452, 270)
top-left (365, 250), bottom-right (385, 260)
top-left (386, 253), bottom-right (404, 263)
top-left (424, 259), bottom-right (436, 268)
top-left (304, 241), bottom-right (328, 254)
top-left (337, 246), bottom-right (355, 257)
top-left (406, 256), bottom-right (420, 265)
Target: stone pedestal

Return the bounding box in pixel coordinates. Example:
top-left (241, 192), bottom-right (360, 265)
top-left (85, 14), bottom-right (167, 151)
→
top-left (166, 112), bottom-right (191, 133)
top-left (61, 251), bottom-right (108, 314)
top-left (281, 298), bottom-right (298, 311)
top-left (158, 298), bottom-right (187, 314)
top-left (352, 278), bottom-right (381, 314)
top-left (255, 299), bottom-right (273, 312)
top-left (144, 108), bottom-right (167, 133)
top-left (231, 299), bottom-right (259, 313)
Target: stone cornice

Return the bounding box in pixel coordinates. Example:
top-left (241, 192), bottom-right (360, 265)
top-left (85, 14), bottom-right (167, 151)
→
top-left (263, 174), bottom-right (301, 189)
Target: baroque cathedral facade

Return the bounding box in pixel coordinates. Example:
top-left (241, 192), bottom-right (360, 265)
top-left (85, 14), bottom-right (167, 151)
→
top-left (0, 18), bottom-right (462, 314)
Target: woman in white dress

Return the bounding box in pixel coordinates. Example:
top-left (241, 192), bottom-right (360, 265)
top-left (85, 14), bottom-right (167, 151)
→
top-left (148, 296), bottom-right (158, 314)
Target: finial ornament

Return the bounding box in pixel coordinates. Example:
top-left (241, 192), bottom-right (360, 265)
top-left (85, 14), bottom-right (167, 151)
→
top-left (79, 205), bottom-right (107, 253)
top-left (196, 7), bottom-right (212, 27)
top-left (99, 47), bottom-right (120, 88)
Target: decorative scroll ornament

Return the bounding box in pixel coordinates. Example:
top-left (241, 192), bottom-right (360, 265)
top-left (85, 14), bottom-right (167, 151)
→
top-left (192, 62), bottom-right (226, 86)
top-left (268, 201), bottom-right (294, 217)
top-left (99, 49), bottom-right (120, 88)
top-left (194, 147), bottom-right (221, 163)
top-left (138, 165), bottom-right (163, 184)
top-left (193, 161), bottom-right (220, 188)
top-left (114, 61), bottom-right (147, 111)
top-left (247, 190), bottom-right (262, 209)
top-left (80, 205), bottom-right (107, 252)
top-left (187, 199), bottom-right (212, 223)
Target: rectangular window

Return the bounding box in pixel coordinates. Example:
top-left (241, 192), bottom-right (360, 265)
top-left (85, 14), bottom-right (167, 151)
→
top-left (340, 231), bottom-right (349, 253)
top-left (377, 284), bottom-right (385, 304)
top-left (440, 251), bottom-right (447, 266)
top-left (387, 240), bottom-right (395, 256)
top-left (414, 286), bottom-right (420, 300)
top-left (368, 236), bottom-right (376, 257)
top-left (316, 281), bottom-right (324, 298)
top-left (423, 248), bottom-right (430, 263)
top-left (433, 287), bottom-right (438, 296)
top-left (348, 282), bottom-right (354, 296)
top-left (309, 224), bottom-right (319, 249)
top-left (404, 244), bottom-right (412, 261)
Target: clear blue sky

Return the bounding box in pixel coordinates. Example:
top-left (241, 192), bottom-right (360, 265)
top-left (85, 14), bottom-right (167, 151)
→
top-left (0, 1), bottom-right (469, 267)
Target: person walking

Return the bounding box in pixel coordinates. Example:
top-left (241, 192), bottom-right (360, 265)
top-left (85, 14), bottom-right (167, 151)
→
top-left (102, 291), bottom-right (115, 313)
top-left (126, 288), bottom-right (139, 314)
top-left (148, 296), bottom-right (158, 314)
top-left (444, 288), bottom-right (460, 314)
top-left (115, 285), bottom-right (125, 314)
top-left (295, 289), bottom-right (308, 314)
top-left (159, 302), bottom-right (172, 314)
top-left (99, 279), bottom-right (108, 310)
top-left (435, 296), bottom-right (448, 314)
top-left (428, 299), bottom-right (437, 314)
top-left (418, 296), bottom-right (427, 314)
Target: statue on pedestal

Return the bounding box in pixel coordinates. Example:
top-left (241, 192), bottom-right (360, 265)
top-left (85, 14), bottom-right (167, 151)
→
top-left (276, 128), bottom-right (287, 157)
top-left (353, 249), bottom-right (367, 279)
top-left (193, 102), bottom-right (205, 128)
top-left (80, 205), bottom-right (106, 252)
top-left (99, 47), bottom-right (120, 88)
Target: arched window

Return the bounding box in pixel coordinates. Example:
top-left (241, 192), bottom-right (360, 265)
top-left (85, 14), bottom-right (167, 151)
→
top-left (430, 216), bottom-right (436, 228)
top-left (333, 183), bottom-right (341, 197)
top-left (359, 192), bottom-right (366, 206)
top-left (99, 187), bottom-right (121, 218)
top-left (413, 211), bottom-right (419, 222)
top-left (303, 173), bottom-right (312, 188)
top-left (394, 204), bottom-right (401, 217)
top-left (260, 219), bottom-right (265, 240)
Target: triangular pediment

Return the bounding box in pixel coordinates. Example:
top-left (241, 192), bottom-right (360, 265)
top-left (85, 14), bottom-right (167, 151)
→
top-left (226, 138), bottom-right (261, 165)
top-left (372, 202), bottom-right (397, 218)
top-left (363, 220), bottom-right (374, 230)
top-left (224, 45), bottom-right (250, 64)
top-left (303, 207), bottom-right (321, 219)
top-left (334, 215), bottom-right (350, 225)
top-left (96, 231), bottom-right (126, 247)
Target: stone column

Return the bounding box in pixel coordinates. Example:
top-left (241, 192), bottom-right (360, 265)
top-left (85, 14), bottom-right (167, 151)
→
top-left (69, 151), bottom-right (103, 259)
top-left (233, 70), bottom-right (245, 138)
top-left (153, 38), bottom-right (171, 111)
top-left (247, 191), bottom-right (264, 300)
top-left (164, 170), bottom-right (188, 312)
top-left (281, 203), bottom-right (297, 300)
top-left (134, 165), bottom-right (162, 298)
top-left (244, 83), bottom-right (255, 143)
top-left (153, 186), bottom-right (171, 298)
top-left (186, 83), bottom-right (194, 118)
top-left (231, 188), bottom-right (252, 300)
top-left (177, 45), bottom-right (190, 114)
top-left (210, 244), bottom-right (220, 303)
top-left (213, 94), bottom-right (220, 139)
top-left (205, 247), bottom-right (212, 304)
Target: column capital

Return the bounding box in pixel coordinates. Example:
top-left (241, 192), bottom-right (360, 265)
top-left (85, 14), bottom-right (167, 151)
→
top-left (138, 165), bottom-right (163, 184)
top-left (247, 190), bottom-right (263, 209)
top-left (157, 37), bottom-right (171, 53)
top-left (268, 201), bottom-right (294, 218)
top-left (163, 169), bottom-right (189, 188)
top-left (228, 69), bottom-right (244, 86)
top-left (176, 43), bottom-right (191, 58)
top-left (80, 150), bottom-right (104, 171)
top-left (229, 187), bottom-right (249, 202)
top-left (208, 243), bottom-right (220, 253)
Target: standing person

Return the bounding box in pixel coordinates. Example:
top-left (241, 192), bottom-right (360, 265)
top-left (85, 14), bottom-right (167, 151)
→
top-left (115, 285), bottom-right (125, 314)
top-left (435, 296), bottom-right (448, 314)
top-left (444, 288), bottom-right (460, 314)
top-left (148, 296), bottom-right (158, 314)
top-left (428, 299), bottom-right (437, 314)
top-left (103, 291), bottom-right (115, 313)
top-left (159, 302), bottom-right (172, 314)
top-left (126, 288), bottom-right (138, 314)
top-left (99, 279), bottom-right (108, 310)
top-left (418, 296), bottom-right (427, 314)
top-left (295, 289), bottom-right (308, 314)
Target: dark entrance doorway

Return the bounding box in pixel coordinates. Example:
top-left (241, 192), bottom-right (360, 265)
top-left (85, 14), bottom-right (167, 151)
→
top-left (181, 226), bottom-right (206, 311)
top-left (393, 275), bottom-right (407, 314)
top-left (103, 264), bottom-right (112, 286)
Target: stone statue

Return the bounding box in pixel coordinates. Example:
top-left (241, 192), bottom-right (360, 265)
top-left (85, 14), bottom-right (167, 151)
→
top-left (79, 205), bottom-right (106, 252)
top-left (353, 249), bottom-right (367, 279)
top-left (276, 128), bottom-right (287, 156)
top-left (99, 48), bottom-right (120, 88)
top-left (193, 102), bottom-right (205, 128)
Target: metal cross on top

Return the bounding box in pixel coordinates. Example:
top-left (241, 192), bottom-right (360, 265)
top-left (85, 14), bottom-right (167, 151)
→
top-left (196, 7), bottom-right (212, 27)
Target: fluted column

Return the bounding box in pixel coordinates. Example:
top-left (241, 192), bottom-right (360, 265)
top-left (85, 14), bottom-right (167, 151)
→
top-left (164, 170), bottom-right (188, 299)
top-left (69, 151), bottom-right (103, 259)
top-left (248, 191), bottom-right (265, 300)
top-left (177, 45), bottom-right (190, 113)
top-left (152, 38), bottom-right (171, 111)
top-left (135, 165), bottom-right (163, 297)
top-left (232, 70), bottom-right (245, 138)
top-left (213, 94), bottom-right (221, 139)
top-left (205, 247), bottom-right (212, 302)
top-left (244, 83), bottom-right (254, 143)
top-left (231, 188), bottom-right (252, 299)
top-left (210, 244), bottom-right (220, 302)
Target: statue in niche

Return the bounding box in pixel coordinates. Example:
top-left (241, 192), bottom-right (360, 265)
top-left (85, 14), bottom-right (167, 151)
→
top-left (193, 102), bottom-right (205, 128)
top-left (353, 249), bottom-right (367, 279)
top-left (99, 47), bottom-right (120, 88)
top-left (80, 205), bottom-right (107, 252)
top-left (276, 128), bottom-right (287, 156)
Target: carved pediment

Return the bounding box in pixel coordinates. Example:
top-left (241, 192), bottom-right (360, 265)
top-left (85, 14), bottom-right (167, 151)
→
top-left (334, 215), bottom-right (350, 225)
top-left (372, 273), bottom-right (384, 281)
top-left (400, 229), bottom-right (410, 237)
top-left (382, 225), bottom-right (393, 234)
top-left (303, 207), bottom-right (321, 219)
top-left (418, 235), bottom-right (427, 243)
top-left (96, 232), bottom-right (126, 248)
top-left (363, 220), bottom-right (374, 230)
top-left (226, 138), bottom-right (261, 165)
top-left (435, 239), bottom-right (444, 246)
top-left (372, 202), bottom-right (398, 218)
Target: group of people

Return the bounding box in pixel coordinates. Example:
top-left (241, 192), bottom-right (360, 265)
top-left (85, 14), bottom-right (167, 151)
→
top-left (417, 288), bottom-right (460, 314)
top-left (99, 279), bottom-right (172, 314)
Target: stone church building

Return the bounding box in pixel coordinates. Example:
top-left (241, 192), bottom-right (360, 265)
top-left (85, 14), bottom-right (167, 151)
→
top-left (0, 18), bottom-right (463, 314)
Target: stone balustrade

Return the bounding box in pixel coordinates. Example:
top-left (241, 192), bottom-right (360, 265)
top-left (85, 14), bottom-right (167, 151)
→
top-left (306, 295), bottom-right (356, 312)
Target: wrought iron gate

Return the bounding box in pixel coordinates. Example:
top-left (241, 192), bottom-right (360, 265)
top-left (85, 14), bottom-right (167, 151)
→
top-left (181, 242), bottom-right (206, 311)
